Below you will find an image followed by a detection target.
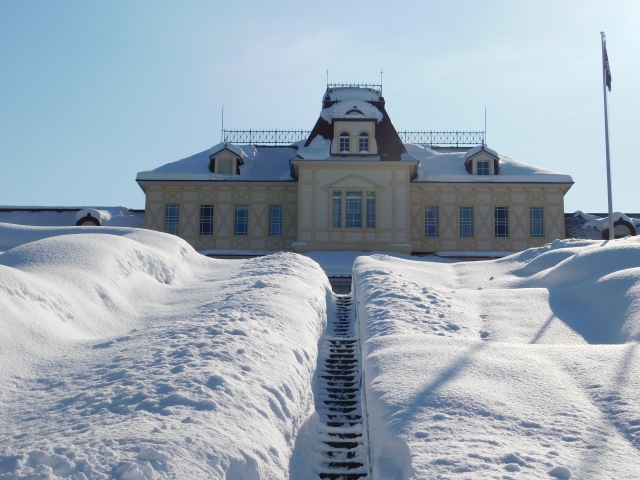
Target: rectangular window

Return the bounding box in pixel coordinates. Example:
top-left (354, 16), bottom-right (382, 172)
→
top-left (359, 135), bottom-right (369, 153)
top-left (460, 206), bottom-right (474, 238)
top-left (346, 192), bottom-right (362, 228)
top-left (218, 158), bottom-right (233, 174)
top-left (530, 207), bottom-right (545, 238)
top-left (494, 207), bottom-right (509, 238)
top-left (425, 206), bottom-right (439, 237)
top-left (340, 135), bottom-right (350, 153)
top-left (332, 191), bottom-right (342, 228)
top-left (269, 205), bottom-right (283, 236)
top-left (199, 205), bottom-right (214, 236)
top-left (366, 192), bottom-right (376, 228)
top-left (477, 161), bottom-right (490, 175)
top-left (165, 204), bottom-right (179, 235)
top-left (234, 204), bottom-right (248, 236)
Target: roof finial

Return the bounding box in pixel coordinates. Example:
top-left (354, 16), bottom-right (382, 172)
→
top-left (326, 69), bottom-right (329, 89)
top-left (380, 69), bottom-right (383, 94)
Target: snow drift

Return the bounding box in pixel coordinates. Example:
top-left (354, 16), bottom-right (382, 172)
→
top-left (354, 237), bottom-right (640, 479)
top-left (0, 224), bottom-right (331, 479)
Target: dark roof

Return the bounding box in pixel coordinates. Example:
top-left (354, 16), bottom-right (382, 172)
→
top-left (304, 90), bottom-right (406, 161)
top-left (565, 213), bottom-right (640, 240)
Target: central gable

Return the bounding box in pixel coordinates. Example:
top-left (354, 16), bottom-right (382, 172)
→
top-left (322, 173), bottom-right (385, 191)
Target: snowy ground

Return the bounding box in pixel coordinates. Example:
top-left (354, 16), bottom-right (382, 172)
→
top-left (0, 223), bottom-right (331, 479)
top-left (354, 238), bottom-right (640, 479)
top-left (4, 222), bottom-right (640, 480)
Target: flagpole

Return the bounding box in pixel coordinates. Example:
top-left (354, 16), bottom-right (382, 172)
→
top-left (600, 31), bottom-right (614, 241)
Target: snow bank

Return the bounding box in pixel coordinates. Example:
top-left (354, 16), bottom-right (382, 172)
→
top-left (0, 225), bottom-right (331, 479)
top-left (354, 238), bottom-right (640, 478)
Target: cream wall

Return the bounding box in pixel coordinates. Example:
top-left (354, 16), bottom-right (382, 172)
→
top-left (409, 184), bottom-right (571, 252)
top-left (294, 161), bottom-right (414, 252)
top-left (330, 120), bottom-right (378, 155)
top-left (139, 182), bottom-right (298, 251)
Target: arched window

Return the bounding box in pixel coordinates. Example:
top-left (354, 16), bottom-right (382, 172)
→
top-left (340, 132), bottom-right (350, 153)
top-left (359, 132), bottom-right (369, 153)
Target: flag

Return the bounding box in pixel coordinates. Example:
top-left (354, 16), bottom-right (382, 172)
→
top-left (603, 40), bottom-right (612, 91)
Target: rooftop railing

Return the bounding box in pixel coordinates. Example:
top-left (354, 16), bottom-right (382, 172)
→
top-left (222, 130), bottom-right (311, 146)
top-left (398, 130), bottom-right (485, 146)
top-left (222, 129), bottom-right (485, 146)
top-left (326, 83), bottom-right (383, 95)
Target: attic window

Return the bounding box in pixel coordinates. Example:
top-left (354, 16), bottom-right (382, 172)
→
top-left (477, 161), bottom-right (490, 175)
top-left (340, 132), bottom-right (350, 153)
top-left (346, 109), bottom-right (364, 116)
top-left (218, 158), bottom-right (234, 174)
top-left (359, 132), bottom-right (369, 153)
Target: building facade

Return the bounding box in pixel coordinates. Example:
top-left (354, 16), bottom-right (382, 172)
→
top-left (136, 86), bottom-right (573, 255)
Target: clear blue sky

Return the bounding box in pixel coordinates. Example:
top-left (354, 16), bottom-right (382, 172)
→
top-left (1, 0), bottom-right (638, 212)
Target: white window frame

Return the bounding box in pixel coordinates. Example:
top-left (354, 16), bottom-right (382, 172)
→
top-left (165, 204), bottom-right (179, 236)
top-left (425, 206), bottom-right (439, 237)
top-left (199, 204), bottom-right (214, 236)
top-left (494, 206), bottom-right (509, 238)
top-left (359, 132), bottom-right (369, 153)
top-left (460, 206), bottom-right (474, 238)
top-left (332, 191), bottom-right (342, 228)
top-left (268, 205), bottom-right (283, 236)
top-left (339, 132), bottom-right (350, 154)
top-left (476, 160), bottom-right (490, 175)
top-left (234, 204), bottom-right (248, 236)
top-left (530, 207), bottom-right (545, 238)
top-left (331, 189), bottom-right (377, 230)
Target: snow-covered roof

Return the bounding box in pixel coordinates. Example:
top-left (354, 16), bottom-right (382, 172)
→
top-left (405, 144), bottom-right (573, 183)
top-left (136, 145), bottom-right (297, 182)
top-left (464, 144), bottom-right (498, 159)
top-left (320, 100), bottom-right (384, 124)
top-left (325, 87), bottom-right (381, 102)
top-left (138, 142), bottom-right (572, 184)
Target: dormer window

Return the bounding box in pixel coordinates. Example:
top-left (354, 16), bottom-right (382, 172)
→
top-left (217, 158), bottom-right (234, 174)
top-left (208, 144), bottom-right (244, 175)
top-left (340, 132), bottom-right (350, 153)
top-left (463, 145), bottom-right (499, 175)
top-left (359, 132), bottom-right (369, 153)
top-left (477, 161), bottom-right (490, 175)
top-left (346, 109), bottom-right (364, 116)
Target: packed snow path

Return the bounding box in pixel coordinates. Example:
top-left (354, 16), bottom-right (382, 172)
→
top-left (314, 295), bottom-right (370, 479)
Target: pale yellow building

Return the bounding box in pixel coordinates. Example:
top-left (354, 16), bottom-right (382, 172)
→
top-left (136, 86), bottom-right (573, 256)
